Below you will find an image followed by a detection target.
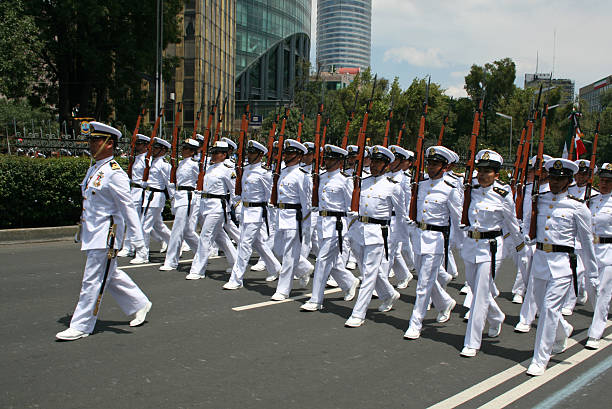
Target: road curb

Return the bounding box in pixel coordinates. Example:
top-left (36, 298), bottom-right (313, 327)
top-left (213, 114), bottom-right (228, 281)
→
top-left (0, 221), bottom-right (174, 245)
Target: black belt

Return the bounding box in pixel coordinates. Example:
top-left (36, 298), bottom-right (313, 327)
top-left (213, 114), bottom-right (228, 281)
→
top-left (320, 210), bottom-right (347, 253)
top-left (201, 193), bottom-right (230, 223)
top-left (468, 230), bottom-right (503, 239)
top-left (418, 222), bottom-right (451, 270)
top-left (594, 236), bottom-right (612, 244)
top-left (277, 203), bottom-right (303, 241)
top-left (243, 202), bottom-right (269, 235)
top-left (178, 186), bottom-right (196, 216)
top-left (358, 216), bottom-right (390, 260)
top-left (142, 186), bottom-right (165, 216)
top-left (130, 182), bottom-right (143, 189)
top-left (536, 242), bottom-right (578, 296)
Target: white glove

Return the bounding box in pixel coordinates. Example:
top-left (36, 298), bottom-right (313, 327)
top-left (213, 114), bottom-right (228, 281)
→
top-left (589, 277), bottom-right (600, 289)
top-left (311, 206), bottom-right (319, 213)
top-left (141, 181), bottom-right (149, 189)
top-left (348, 211), bottom-right (358, 217)
top-left (459, 224), bottom-right (470, 232)
top-left (524, 234), bottom-right (535, 246)
top-left (404, 217), bottom-right (416, 227)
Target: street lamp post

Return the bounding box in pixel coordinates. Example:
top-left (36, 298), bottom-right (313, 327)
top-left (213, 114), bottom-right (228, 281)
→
top-left (496, 112), bottom-right (512, 162)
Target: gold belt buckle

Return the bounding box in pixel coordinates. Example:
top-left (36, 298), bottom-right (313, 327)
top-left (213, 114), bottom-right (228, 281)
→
top-left (593, 236), bottom-right (600, 244)
top-left (320, 210), bottom-right (328, 217)
top-left (243, 202), bottom-right (250, 207)
top-left (542, 243), bottom-right (553, 252)
top-left (418, 221), bottom-right (427, 230)
top-left (360, 216), bottom-right (369, 223)
top-left (279, 203), bottom-right (285, 209)
top-left (472, 231), bottom-right (481, 240)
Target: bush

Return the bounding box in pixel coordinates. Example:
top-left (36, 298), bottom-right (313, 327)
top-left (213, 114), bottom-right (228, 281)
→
top-left (0, 155), bottom-right (174, 229)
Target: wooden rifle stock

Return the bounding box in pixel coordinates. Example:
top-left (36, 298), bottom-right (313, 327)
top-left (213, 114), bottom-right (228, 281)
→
top-left (270, 108), bottom-right (290, 206)
top-left (266, 109), bottom-right (281, 167)
top-left (585, 120), bottom-right (600, 206)
top-left (169, 102), bottom-right (183, 184)
top-left (142, 108), bottom-right (165, 183)
top-left (528, 102), bottom-right (549, 240)
top-left (460, 98), bottom-right (484, 226)
top-left (510, 125), bottom-right (527, 195)
top-left (350, 75), bottom-right (377, 212)
top-left (127, 107), bottom-right (146, 178)
top-left (213, 96), bottom-right (227, 143)
top-left (235, 102), bottom-right (250, 195)
top-left (408, 77), bottom-right (431, 221)
top-left (196, 90), bottom-right (221, 191)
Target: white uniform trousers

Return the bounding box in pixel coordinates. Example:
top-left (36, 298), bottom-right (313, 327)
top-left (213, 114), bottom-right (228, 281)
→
top-left (273, 228), bottom-right (313, 297)
top-left (517, 246), bottom-right (539, 325)
top-left (400, 236), bottom-right (416, 271)
top-left (309, 236), bottom-right (357, 305)
top-left (163, 206), bottom-right (200, 268)
top-left (388, 241), bottom-right (411, 282)
top-left (224, 217), bottom-right (240, 242)
top-left (464, 260), bottom-right (505, 349)
top-left (446, 249), bottom-right (458, 278)
top-left (350, 244), bottom-right (396, 320)
top-left (562, 249), bottom-right (587, 310)
top-left (141, 206), bottom-right (171, 255)
top-left (189, 212), bottom-right (237, 276)
top-left (70, 250), bottom-right (149, 333)
top-left (408, 253), bottom-right (455, 331)
top-left (531, 275), bottom-right (574, 367)
top-left (228, 222), bottom-right (281, 286)
top-left (511, 247), bottom-right (532, 296)
top-left (588, 265), bottom-right (612, 339)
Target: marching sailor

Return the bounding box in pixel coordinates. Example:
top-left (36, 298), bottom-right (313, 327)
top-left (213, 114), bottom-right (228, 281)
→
top-left (344, 145), bottom-right (404, 327)
top-left (223, 140), bottom-right (281, 289)
top-left (159, 138), bottom-right (201, 271)
top-left (56, 122), bottom-right (151, 341)
top-left (525, 158), bottom-right (596, 376)
top-left (300, 145), bottom-right (360, 311)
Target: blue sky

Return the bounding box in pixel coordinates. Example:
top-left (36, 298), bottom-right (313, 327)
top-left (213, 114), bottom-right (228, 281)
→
top-left (311, 0), bottom-right (612, 98)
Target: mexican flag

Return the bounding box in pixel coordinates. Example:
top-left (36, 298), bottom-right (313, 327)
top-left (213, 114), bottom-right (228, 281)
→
top-left (564, 110), bottom-right (587, 159)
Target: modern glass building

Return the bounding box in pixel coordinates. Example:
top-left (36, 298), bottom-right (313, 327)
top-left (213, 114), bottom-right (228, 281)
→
top-left (166, 0), bottom-right (236, 132)
top-left (316, 0), bottom-right (371, 71)
top-left (235, 0), bottom-right (312, 116)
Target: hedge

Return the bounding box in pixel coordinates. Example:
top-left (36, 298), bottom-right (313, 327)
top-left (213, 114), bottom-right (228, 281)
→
top-left (0, 155), bottom-right (173, 229)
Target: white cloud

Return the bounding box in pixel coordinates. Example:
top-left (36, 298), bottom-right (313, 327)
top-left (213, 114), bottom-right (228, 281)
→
top-left (383, 47), bottom-right (446, 68)
top-left (444, 85), bottom-right (468, 99)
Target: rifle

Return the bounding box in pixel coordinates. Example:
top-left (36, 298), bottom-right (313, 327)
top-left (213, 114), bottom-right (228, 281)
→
top-left (141, 108), bottom-right (165, 183)
top-left (396, 105), bottom-right (410, 146)
top-left (350, 75), bottom-right (377, 212)
top-left (235, 101), bottom-right (250, 196)
top-left (213, 96), bottom-right (228, 143)
top-left (437, 100), bottom-right (452, 145)
top-left (515, 85), bottom-right (542, 218)
top-left (529, 88), bottom-right (551, 240)
top-left (408, 77), bottom-right (431, 221)
top-left (270, 107), bottom-right (290, 206)
top-left (382, 93), bottom-right (395, 147)
top-left (169, 102), bottom-right (183, 184)
top-left (127, 107), bottom-right (146, 179)
top-left (266, 105), bottom-right (281, 167)
top-left (510, 124), bottom-right (527, 195)
top-left (341, 90), bottom-right (359, 149)
top-left (312, 89), bottom-right (325, 207)
top-left (460, 91), bottom-right (485, 226)
top-left (191, 90), bottom-right (205, 140)
top-left (196, 89), bottom-right (221, 191)
top-left (321, 117), bottom-right (330, 150)
top-left (584, 120), bottom-right (600, 205)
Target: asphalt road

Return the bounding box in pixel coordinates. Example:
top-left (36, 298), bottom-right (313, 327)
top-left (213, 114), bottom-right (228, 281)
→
top-left (1, 240), bottom-right (610, 409)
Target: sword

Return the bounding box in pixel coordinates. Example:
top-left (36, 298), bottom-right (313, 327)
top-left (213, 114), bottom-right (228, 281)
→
top-left (93, 218), bottom-right (117, 316)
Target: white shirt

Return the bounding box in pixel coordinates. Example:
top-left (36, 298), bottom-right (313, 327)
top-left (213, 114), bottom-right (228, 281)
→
top-left (590, 192), bottom-right (612, 268)
top-left (317, 169), bottom-right (352, 239)
top-left (199, 161), bottom-right (235, 214)
top-left (276, 164), bottom-right (311, 230)
top-left (142, 156), bottom-right (171, 208)
top-left (170, 157), bottom-right (200, 209)
top-left (240, 162), bottom-right (272, 223)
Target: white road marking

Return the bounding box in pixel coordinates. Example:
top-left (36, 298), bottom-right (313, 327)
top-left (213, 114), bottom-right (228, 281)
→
top-left (232, 288), bottom-right (343, 311)
top-left (480, 335), bottom-right (611, 408)
top-left (429, 321), bottom-right (612, 409)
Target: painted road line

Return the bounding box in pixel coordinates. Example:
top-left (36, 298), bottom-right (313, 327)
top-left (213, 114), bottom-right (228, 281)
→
top-left (233, 288), bottom-right (343, 311)
top-left (480, 334), bottom-right (611, 409)
top-left (532, 353), bottom-right (612, 409)
top-left (119, 258), bottom-right (195, 269)
top-left (429, 321), bottom-right (612, 409)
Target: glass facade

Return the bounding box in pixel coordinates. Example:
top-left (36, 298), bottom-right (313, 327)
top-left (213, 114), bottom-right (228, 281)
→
top-left (166, 0), bottom-right (236, 132)
top-left (235, 0), bottom-right (311, 117)
top-left (317, 0), bottom-right (371, 71)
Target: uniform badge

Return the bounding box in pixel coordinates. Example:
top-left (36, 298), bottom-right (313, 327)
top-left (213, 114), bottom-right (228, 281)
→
top-left (390, 146), bottom-right (396, 153)
top-left (284, 141), bottom-right (290, 149)
top-left (579, 161), bottom-right (586, 168)
top-left (607, 163), bottom-right (612, 171)
top-left (110, 161), bottom-right (121, 170)
top-left (482, 151), bottom-right (490, 160)
top-left (80, 121), bottom-right (91, 136)
top-left (93, 171), bottom-right (104, 187)
top-left (325, 146), bottom-right (332, 153)
top-left (553, 160), bottom-right (563, 170)
top-left (372, 146), bottom-right (379, 154)
top-left (248, 140), bottom-right (253, 148)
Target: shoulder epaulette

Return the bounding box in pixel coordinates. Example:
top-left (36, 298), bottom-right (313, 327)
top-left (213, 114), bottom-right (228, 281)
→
top-left (341, 171), bottom-right (350, 177)
top-left (110, 160), bottom-right (121, 170)
top-left (495, 179), bottom-right (508, 186)
top-left (568, 194), bottom-right (584, 203)
top-left (319, 171), bottom-right (328, 177)
top-left (447, 172), bottom-right (459, 179)
top-left (387, 177), bottom-right (399, 184)
top-left (444, 179), bottom-right (456, 188)
top-left (299, 167), bottom-right (308, 173)
top-left (362, 175), bottom-right (373, 181)
top-left (224, 162), bottom-right (233, 168)
top-left (493, 186), bottom-right (509, 197)
top-left (261, 164), bottom-right (271, 171)
top-left (191, 157), bottom-right (199, 162)
top-left (452, 171), bottom-right (464, 178)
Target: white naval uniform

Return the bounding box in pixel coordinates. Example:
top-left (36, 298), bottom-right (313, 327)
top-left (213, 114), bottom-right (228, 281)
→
top-left (587, 192), bottom-right (612, 340)
top-left (400, 170), bottom-right (417, 272)
top-left (386, 170), bottom-right (412, 284)
top-left (123, 153), bottom-right (146, 252)
top-left (529, 191), bottom-right (597, 369)
top-left (70, 156), bottom-right (150, 333)
top-left (300, 163), bottom-right (318, 257)
top-left (140, 156), bottom-right (172, 256)
top-left (189, 161), bottom-right (237, 277)
top-left (348, 175), bottom-right (405, 320)
top-left (163, 157), bottom-right (200, 268)
top-left (406, 175), bottom-right (462, 333)
top-left (461, 181), bottom-right (522, 350)
top-left (273, 164), bottom-right (314, 297)
top-left (307, 169), bottom-right (358, 305)
top-left (227, 162), bottom-right (281, 286)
